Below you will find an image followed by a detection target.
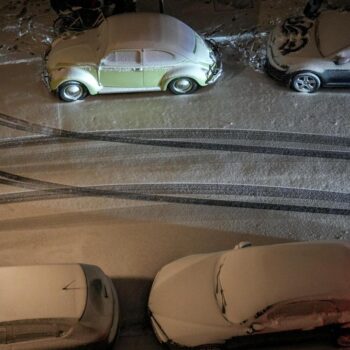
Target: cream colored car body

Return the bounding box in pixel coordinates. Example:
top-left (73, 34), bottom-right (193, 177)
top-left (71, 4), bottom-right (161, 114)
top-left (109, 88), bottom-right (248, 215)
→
top-left (0, 264), bottom-right (119, 349)
top-left (148, 241), bottom-right (350, 348)
top-left (46, 13), bottom-right (222, 101)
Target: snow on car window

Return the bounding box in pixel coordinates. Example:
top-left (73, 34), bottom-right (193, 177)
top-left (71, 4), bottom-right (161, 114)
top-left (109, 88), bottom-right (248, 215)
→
top-left (115, 51), bottom-right (141, 66)
top-left (143, 51), bottom-right (175, 66)
top-left (103, 50), bottom-right (141, 67)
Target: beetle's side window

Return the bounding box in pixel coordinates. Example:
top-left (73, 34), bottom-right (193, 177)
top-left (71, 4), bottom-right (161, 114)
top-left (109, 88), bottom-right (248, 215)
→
top-left (102, 50), bottom-right (141, 67)
top-left (143, 50), bottom-right (176, 66)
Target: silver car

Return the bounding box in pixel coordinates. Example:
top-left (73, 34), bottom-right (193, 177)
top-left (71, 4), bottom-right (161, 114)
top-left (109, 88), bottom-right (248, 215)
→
top-left (266, 10), bottom-right (350, 92)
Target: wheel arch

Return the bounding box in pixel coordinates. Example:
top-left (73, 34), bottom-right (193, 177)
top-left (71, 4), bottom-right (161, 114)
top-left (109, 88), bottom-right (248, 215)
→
top-left (289, 69), bottom-right (325, 87)
top-left (160, 66), bottom-right (206, 90)
top-left (50, 67), bottom-right (101, 95)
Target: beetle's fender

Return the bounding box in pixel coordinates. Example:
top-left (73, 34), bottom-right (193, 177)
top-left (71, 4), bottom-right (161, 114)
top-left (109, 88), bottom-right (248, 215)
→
top-left (160, 64), bottom-right (208, 90)
top-left (49, 66), bottom-right (101, 95)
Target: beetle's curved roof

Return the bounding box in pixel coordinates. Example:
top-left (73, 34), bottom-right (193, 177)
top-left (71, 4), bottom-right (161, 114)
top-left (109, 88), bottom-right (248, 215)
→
top-left (216, 241), bottom-right (350, 324)
top-left (103, 13), bottom-right (196, 57)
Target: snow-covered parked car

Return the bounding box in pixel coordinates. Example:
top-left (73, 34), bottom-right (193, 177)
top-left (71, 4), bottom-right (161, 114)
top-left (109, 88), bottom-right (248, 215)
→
top-left (46, 12), bottom-right (222, 102)
top-left (0, 264), bottom-right (119, 349)
top-left (148, 241), bottom-right (350, 349)
top-left (266, 10), bottom-right (350, 93)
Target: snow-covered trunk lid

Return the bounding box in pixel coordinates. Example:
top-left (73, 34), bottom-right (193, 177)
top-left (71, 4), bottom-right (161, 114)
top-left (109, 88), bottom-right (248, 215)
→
top-left (0, 265), bottom-right (87, 322)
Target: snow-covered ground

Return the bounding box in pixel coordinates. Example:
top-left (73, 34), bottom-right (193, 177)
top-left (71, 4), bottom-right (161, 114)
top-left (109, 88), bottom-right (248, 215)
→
top-left (0, 1), bottom-right (349, 349)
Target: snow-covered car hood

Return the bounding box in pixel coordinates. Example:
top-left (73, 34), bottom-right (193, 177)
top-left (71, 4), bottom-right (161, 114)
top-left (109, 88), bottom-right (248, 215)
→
top-left (148, 252), bottom-right (234, 347)
top-left (269, 11), bottom-right (350, 68)
top-left (47, 30), bottom-right (100, 69)
top-left (269, 16), bottom-right (319, 67)
top-left (0, 264), bottom-right (87, 322)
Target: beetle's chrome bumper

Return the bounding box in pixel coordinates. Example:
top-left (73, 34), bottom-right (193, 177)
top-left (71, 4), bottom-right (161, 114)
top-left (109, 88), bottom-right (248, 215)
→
top-left (205, 40), bottom-right (223, 84)
top-left (206, 59), bottom-right (223, 84)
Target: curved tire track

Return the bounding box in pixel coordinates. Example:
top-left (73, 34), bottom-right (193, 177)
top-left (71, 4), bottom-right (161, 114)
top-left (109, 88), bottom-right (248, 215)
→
top-left (0, 113), bottom-right (350, 159)
top-left (0, 170), bottom-right (349, 215)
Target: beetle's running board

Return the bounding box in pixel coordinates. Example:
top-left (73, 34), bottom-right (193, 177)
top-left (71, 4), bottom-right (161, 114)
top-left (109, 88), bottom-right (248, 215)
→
top-left (99, 86), bottom-right (162, 94)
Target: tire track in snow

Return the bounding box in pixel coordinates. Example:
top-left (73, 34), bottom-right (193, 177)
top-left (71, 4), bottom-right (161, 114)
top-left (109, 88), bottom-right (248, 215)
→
top-left (0, 170), bottom-right (349, 215)
top-left (0, 113), bottom-right (349, 159)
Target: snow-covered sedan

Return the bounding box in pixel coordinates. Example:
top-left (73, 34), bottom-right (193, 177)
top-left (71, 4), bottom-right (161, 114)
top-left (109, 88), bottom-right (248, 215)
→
top-left (148, 241), bottom-right (350, 349)
top-left (266, 10), bottom-right (350, 93)
top-left (0, 264), bottom-right (119, 349)
top-left (46, 13), bottom-right (222, 102)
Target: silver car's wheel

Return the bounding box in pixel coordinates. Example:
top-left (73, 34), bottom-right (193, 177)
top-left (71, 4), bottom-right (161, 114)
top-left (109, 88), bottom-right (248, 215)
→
top-left (291, 72), bottom-right (321, 93)
top-left (168, 77), bottom-right (198, 95)
top-left (58, 81), bottom-right (87, 102)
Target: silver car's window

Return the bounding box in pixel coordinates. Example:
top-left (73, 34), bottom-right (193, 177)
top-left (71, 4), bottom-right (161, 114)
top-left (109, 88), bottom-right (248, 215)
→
top-left (102, 50), bottom-right (141, 67)
top-left (143, 50), bottom-right (176, 66)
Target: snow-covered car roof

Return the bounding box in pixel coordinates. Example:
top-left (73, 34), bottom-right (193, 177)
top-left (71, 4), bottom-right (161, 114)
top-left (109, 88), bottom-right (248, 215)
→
top-left (317, 11), bottom-right (350, 57)
top-left (102, 12), bottom-right (196, 57)
top-left (0, 264), bottom-right (87, 322)
top-left (216, 241), bottom-right (350, 324)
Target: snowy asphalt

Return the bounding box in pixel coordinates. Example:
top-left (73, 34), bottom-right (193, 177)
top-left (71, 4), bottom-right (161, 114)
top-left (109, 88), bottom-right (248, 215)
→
top-left (0, 1), bottom-right (349, 349)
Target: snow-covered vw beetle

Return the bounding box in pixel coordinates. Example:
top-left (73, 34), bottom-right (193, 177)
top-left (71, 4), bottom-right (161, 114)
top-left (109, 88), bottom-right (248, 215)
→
top-left (266, 10), bottom-right (350, 93)
top-left (46, 13), bottom-right (222, 102)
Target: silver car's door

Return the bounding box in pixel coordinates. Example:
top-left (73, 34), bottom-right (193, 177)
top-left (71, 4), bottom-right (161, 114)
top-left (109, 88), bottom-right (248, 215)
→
top-left (99, 50), bottom-right (144, 88)
top-left (323, 47), bottom-right (350, 86)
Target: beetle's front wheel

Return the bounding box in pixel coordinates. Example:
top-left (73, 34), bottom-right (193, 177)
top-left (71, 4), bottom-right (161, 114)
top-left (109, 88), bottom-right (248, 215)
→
top-left (168, 77), bottom-right (198, 95)
top-left (58, 81), bottom-right (88, 102)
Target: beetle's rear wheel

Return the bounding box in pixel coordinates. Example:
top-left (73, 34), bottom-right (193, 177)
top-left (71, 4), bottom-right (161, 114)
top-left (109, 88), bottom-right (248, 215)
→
top-left (58, 81), bottom-right (88, 102)
top-left (168, 77), bottom-right (198, 95)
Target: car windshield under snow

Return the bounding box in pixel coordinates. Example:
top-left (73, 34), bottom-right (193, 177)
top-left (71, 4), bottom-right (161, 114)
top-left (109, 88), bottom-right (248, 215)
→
top-left (215, 242), bottom-right (350, 325)
top-left (317, 11), bottom-right (350, 57)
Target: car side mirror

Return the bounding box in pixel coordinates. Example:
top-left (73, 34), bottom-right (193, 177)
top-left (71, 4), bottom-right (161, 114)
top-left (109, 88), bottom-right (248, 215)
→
top-left (234, 241), bottom-right (252, 250)
top-left (333, 56), bottom-right (350, 65)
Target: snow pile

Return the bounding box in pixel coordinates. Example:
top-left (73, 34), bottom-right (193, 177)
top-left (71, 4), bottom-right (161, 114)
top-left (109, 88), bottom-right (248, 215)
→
top-left (0, 0), bottom-right (55, 64)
